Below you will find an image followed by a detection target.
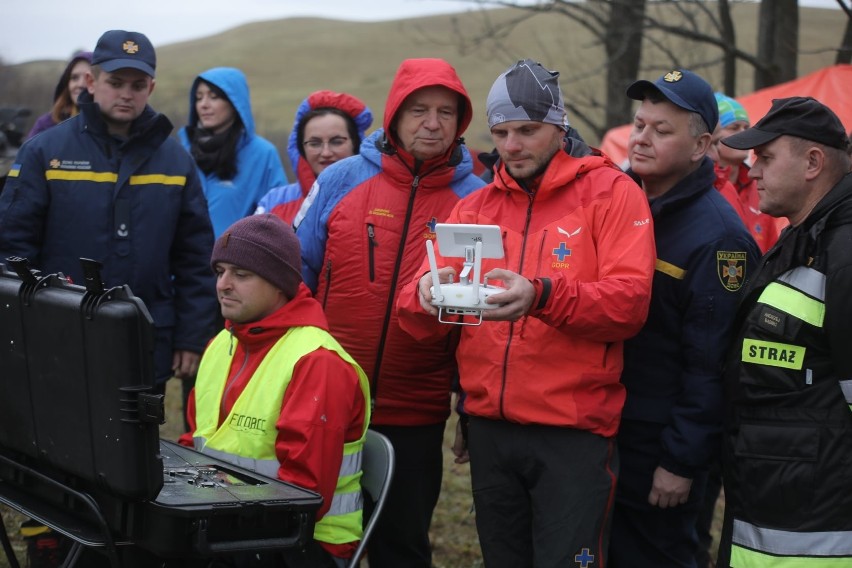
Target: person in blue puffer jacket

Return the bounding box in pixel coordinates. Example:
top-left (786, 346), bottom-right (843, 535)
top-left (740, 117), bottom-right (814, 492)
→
top-left (179, 67), bottom-right (287, 237)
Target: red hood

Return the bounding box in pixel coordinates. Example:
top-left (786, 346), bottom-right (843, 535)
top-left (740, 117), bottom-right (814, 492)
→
top-left (383, 58), bottom-right (473, 145)
top-left (225, 283), bottom-right (330, 347)
top-left (292, 90), bottom-right (373, 196)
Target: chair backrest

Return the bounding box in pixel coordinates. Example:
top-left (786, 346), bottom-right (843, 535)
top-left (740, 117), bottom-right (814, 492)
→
top-left (347, 429), bottom-right (395, 568)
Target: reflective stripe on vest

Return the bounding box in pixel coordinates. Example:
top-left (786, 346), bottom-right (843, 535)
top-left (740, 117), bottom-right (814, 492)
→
top-left (190, 442), bottom-right (279, 477)
top-left (777, 266), bottom-right (826, 301)
top-left (193, 326), bottom-right (371, 544)
top-left (192, 439), bottom-right (364, 519)
top-left (742, 268), bottom-right (826, 369)
top-left (758, 268), bottom-right (826, 328)
top-left (841, 379), bottom-right (852, 411)
top-left (730, 519), bottom-right (852, 566)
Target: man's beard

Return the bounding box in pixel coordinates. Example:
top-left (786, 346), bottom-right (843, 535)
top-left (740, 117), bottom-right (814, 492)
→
top-left (507, 159), bottom-right (551, 184)
top-left (506, 143), bottom-right (561, 184)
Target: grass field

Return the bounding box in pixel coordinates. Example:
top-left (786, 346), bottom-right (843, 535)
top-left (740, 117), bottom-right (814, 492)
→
top-left (1, 378), bottom-right (723, 568)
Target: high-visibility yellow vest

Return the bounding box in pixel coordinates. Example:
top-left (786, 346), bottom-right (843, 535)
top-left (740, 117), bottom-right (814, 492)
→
top-left (193, 326), bottom-right (371, 545)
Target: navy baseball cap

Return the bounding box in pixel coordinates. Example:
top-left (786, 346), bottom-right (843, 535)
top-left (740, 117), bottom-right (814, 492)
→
top-left (722, 96), bottom-right (850, 151)
top-left (92, 30), bottom-right (156, 77)
top-left (626, 69), bottom-right (718, 134)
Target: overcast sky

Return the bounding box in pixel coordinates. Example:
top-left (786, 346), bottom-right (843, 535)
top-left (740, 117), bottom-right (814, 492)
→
top-left (4, 0), bottom-right (840, 65)
top-left (3, 0), bottom-right (479, 64)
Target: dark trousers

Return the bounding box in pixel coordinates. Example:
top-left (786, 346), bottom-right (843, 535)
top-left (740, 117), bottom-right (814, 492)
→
top-left (468, 417), bottom-right (618, 568)
top-left (365, 423), bottom-right (445, 568)
top-left (695, 459), bottom-right (722, 567)
top-left (610, 420), bottom-right (708, 568)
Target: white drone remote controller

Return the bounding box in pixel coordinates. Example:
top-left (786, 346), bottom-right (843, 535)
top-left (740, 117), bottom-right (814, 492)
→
top-left (426, 224), bottom-right (506, 325)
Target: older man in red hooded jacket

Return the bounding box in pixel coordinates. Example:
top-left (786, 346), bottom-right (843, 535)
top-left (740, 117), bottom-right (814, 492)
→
top-left (296, 58), bottom-right (485, 567)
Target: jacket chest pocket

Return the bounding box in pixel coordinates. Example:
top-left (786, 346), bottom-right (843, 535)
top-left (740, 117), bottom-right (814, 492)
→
top-left (363, 215), bottom-right (403, 285)
top-left (731, 420), bottom-right (818, 523)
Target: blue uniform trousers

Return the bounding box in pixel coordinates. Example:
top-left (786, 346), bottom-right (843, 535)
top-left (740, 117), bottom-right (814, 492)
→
top-left (610, 419), bottom-right (709, 568)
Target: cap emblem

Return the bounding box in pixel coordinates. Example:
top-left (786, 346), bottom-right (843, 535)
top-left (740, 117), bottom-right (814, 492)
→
top-left (122, 41), bottom-right (139, 55)
top-left (663, 71), bottom-right (683, 83)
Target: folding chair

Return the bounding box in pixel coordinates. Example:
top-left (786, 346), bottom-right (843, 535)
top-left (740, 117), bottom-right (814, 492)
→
top-left (347, 429), bottom-right (395, 568)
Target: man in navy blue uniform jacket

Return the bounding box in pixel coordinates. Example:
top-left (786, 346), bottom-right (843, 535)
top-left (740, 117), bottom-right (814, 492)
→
top-left (609, 69), bottom-right (760, 568)
top-left (0, 30), bottom-right (218, 391)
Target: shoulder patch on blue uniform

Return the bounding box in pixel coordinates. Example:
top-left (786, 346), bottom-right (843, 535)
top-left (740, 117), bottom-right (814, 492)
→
top-left (718, 251), bottom-right (747, 291)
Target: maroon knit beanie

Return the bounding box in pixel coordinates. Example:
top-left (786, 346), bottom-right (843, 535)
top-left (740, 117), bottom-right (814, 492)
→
top-left (211, 214), bottom-right (302, 299)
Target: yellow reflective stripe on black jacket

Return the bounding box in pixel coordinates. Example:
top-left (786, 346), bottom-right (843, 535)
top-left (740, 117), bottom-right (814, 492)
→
top-left (731, 519), bottom-right (852, 566)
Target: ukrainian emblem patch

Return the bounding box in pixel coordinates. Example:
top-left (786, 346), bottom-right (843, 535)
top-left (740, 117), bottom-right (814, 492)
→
top-left (717, 251), bottom-right (747, 291)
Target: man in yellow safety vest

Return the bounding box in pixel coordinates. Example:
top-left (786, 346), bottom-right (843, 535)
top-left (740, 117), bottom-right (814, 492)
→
top-left (180, 214), bottom-right (370, 568)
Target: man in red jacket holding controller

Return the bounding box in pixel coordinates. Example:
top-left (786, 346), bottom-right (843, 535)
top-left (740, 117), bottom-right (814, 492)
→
top-left (398, 59), bottom-right (656, 568)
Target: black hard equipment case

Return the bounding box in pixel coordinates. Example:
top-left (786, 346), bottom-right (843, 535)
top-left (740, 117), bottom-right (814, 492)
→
top-left (0, 259), bottom-right (322, 564)
top-left (0, 258), bottom-right (163, 499)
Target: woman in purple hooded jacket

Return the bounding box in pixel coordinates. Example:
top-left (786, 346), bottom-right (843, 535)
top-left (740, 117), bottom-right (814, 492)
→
top-left (26, 51), bottom-right (93, 140)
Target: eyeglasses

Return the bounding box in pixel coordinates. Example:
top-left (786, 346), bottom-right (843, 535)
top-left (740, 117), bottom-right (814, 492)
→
top-left (303, 136), bottom-right (350, 152)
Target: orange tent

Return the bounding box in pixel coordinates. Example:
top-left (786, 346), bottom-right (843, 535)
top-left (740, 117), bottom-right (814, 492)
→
top-left (598, 64), bottom-right (852, 166)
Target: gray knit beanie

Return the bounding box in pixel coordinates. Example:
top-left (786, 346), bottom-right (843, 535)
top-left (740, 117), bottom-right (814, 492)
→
top-left (211, 214), bottom-right (302, 299)
top-left (486, 59), bottom-right (569, 130)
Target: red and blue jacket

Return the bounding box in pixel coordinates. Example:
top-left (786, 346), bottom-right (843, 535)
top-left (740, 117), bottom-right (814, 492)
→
top-left (296, 59), bottom-right (486, 426)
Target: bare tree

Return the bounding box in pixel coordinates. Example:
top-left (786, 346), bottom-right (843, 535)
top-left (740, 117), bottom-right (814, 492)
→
top-left (441, 0), bottom-right (843, 137)
top-left (755, 0), bottom-right (799, 88)
top-left (443, 0), bottom-right (762, 136)
top-left (718, 0), bottom-right (737, 93)
top-left (605, 0), bottom-right (648, 134)
top-left (625, 1), bottom-right (774, 87)
top-left (835, 0), bottom-right (852, 64)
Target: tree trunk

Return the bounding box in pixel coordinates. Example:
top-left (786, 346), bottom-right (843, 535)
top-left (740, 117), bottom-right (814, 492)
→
top-left (755, 0), bottom-right (798, 89)
top-left (836, 15), bottom-right (852, 64)
top-left (604, 0), bottom-right (648, 132)
top-left (718, 0), bottom-right (737, 94)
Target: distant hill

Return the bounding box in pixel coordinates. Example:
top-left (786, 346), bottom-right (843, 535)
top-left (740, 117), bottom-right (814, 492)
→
top-left (0, 5), bottom-right (844, 166)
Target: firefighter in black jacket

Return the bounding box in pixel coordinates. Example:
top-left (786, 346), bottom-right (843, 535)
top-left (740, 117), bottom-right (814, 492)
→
top-left (717, 96), bottom-right (852, 568)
